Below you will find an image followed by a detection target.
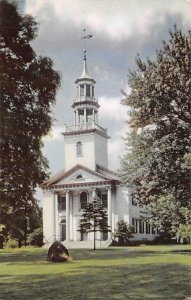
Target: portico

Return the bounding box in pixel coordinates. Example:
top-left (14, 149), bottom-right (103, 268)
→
top-left (43, 167), bottom-right (117, 244)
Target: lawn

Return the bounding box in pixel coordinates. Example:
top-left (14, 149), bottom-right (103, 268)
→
top-left (0, 245), bottom-right (191, 300)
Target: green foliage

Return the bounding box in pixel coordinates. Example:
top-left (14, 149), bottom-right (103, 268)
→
top-left (176, 208), bottom-right (191, 243)
top-left (28, 227), bottom-right (43, 247)
top-left (0, 1), bottom-right (60, 245)
top-left (114, 220), bottom-right (134, 245)
top-left (146, 195), bottom-right (190, 237)
top-left (6, 239), bottom-right (18, 249)
top-left (176, 224), bottom-right (191, 244)
top-left (120, 26), bottom-right (191, 237)
top-left (79, 196), bottom-right (110, 250)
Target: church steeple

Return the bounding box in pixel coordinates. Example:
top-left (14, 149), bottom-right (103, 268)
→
top-left (72, 49), bottom-right (99, 126)
top-left (80, 49), bottom-right (90, 79)
top-left (63, 48), bottom-right (110, 172)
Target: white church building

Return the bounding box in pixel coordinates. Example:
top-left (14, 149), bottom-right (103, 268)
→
top-left (42, 50), bottom-right (157, 247)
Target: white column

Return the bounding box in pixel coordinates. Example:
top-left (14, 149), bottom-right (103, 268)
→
top-left (66, 190), bottom-right (70, 241)
top-left (92, 188), bottom-right (96, 200)
top-left (43, 190), bottom-right (56, 243)
top-left (74, 111), bottom-right (76, 126)
top-left (73, 217), bottom-right (77, 242)
top-left (84, 84), bottom-right (87, 97)
top-left (54, 192), bottom-right (59, 241)
top-left (107, 187), bottom-right (112, 239)
top-left (93, 109), bottom-right (95, 124)
top-left (69, 192), bottom-right (73, 241)
top-left (84, 108), bottom-right (87, 124)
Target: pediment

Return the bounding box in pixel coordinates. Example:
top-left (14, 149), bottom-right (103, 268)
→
top-left (43, 164), bottom-right (116, 188)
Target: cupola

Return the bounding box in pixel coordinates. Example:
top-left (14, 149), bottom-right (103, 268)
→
top-left (72, 49), bottom-right (99, 126)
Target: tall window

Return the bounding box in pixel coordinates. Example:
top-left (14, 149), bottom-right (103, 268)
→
top-left (80, 192), bottom-right (88, 209)
top-left (58, 195), bottom-right (66, 211)
top-left (152, 227), bottom-right (156, 234)
top-left (132, 218), bottom-right (138, 233)
top-left (76, 142), bottom-right (82, 156)
top-left (97, 191), bottom-right (108, 208)
top-left (139, 219), bottom-right (145, 234)
top-left (146, 222), bottom-right (151, 234)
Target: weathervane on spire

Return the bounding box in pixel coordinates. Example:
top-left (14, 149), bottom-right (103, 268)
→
top-left (81, 29), bottom-right (93, 60)
top-left (81, 28), bottom-right (93, 40)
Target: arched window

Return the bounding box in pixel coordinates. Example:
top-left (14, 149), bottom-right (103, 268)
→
top-left (76, 142), bottom-right (82, 156)
top-left (80, 192), bottom-right (88, 209)
top-left (76, 174), bottom-right (83, 180)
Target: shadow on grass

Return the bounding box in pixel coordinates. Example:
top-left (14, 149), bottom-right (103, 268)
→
top-left (1, 247), bottom-right (191, 265)
top-left (0, 249), bottom-right (47, 264)
top-left (0, 263), bottom-right (190, 300)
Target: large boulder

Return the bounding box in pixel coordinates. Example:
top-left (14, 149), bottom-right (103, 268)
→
top-left (47, 241), bottom-right (69, 262)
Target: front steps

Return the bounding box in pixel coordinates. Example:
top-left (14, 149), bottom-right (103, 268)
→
top-left (63, 239), bottom-right (112, 249)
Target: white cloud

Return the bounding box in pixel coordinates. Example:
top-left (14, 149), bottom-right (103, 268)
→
top-left (108, 123), bottom-right (129, 170)
top-left (26, 0), bottom-right (191, 41)
top-left (99, 96), bottom-right (127, 122)
top-left (42, 126), bottom-right (63, 143)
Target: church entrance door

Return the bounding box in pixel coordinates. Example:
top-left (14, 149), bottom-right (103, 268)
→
top-left (60, 219), bottom-right (66, 241)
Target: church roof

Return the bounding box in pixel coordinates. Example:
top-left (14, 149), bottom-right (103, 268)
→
top-left (96, 164), bottom-right (120, 180)
top-left (42, 164), bottom-right (120, 189)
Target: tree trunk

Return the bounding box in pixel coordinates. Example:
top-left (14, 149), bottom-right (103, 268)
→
top-left (18, 239), bottom-right (22, 248)
top-left (93, 220), bottom-right (96, 250)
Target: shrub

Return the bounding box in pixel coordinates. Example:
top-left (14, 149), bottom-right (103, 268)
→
top-left (28, 227), bottom-right (43, 247)
top-left (6, 239), bottom-right (18, 248)
top-left (114, 220), bottom-right (134, 246)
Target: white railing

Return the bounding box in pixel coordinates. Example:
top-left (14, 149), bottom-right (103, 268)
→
top-left (74, 96), bottom-right (98, 103)
top-left (64, 122), bottom-right (107, 135)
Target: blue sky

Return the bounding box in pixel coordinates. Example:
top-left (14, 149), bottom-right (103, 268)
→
top-left (23, 0), bottom-right (191, 199)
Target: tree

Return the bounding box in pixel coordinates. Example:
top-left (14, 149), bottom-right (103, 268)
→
top-left (28, 227), bottom-right (43, 247)
top-left (79, 196), bottom-right (110, 250)
top-left (114, 220), bottom-right (134, 246)
top-left (176, 208), bottom-right (191, 244)
top-left (120, 27), bottom-right (191, 237)
top-left (0, 1), bottom-right (60, 246)
top-left (7, 199), bottom-right (43, 247)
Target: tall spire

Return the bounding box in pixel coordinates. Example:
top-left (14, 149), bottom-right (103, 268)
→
top-left (80, 49), bottom-right (90, 79)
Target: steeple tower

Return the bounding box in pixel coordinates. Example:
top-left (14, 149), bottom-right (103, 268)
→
top-left (72, 49), bottom-right (99, 126)
top-left (63, 50), bottom-right (110, 171)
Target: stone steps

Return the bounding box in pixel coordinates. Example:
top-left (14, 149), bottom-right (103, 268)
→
top-left (63, 239), bottom-right (112, 249)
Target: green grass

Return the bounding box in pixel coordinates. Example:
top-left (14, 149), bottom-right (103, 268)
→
top-left (0, 245), bottom-right (191, 300)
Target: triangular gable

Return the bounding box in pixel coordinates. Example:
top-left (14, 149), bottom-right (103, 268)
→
top-left (42, 164), bottom-right (118, 188)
